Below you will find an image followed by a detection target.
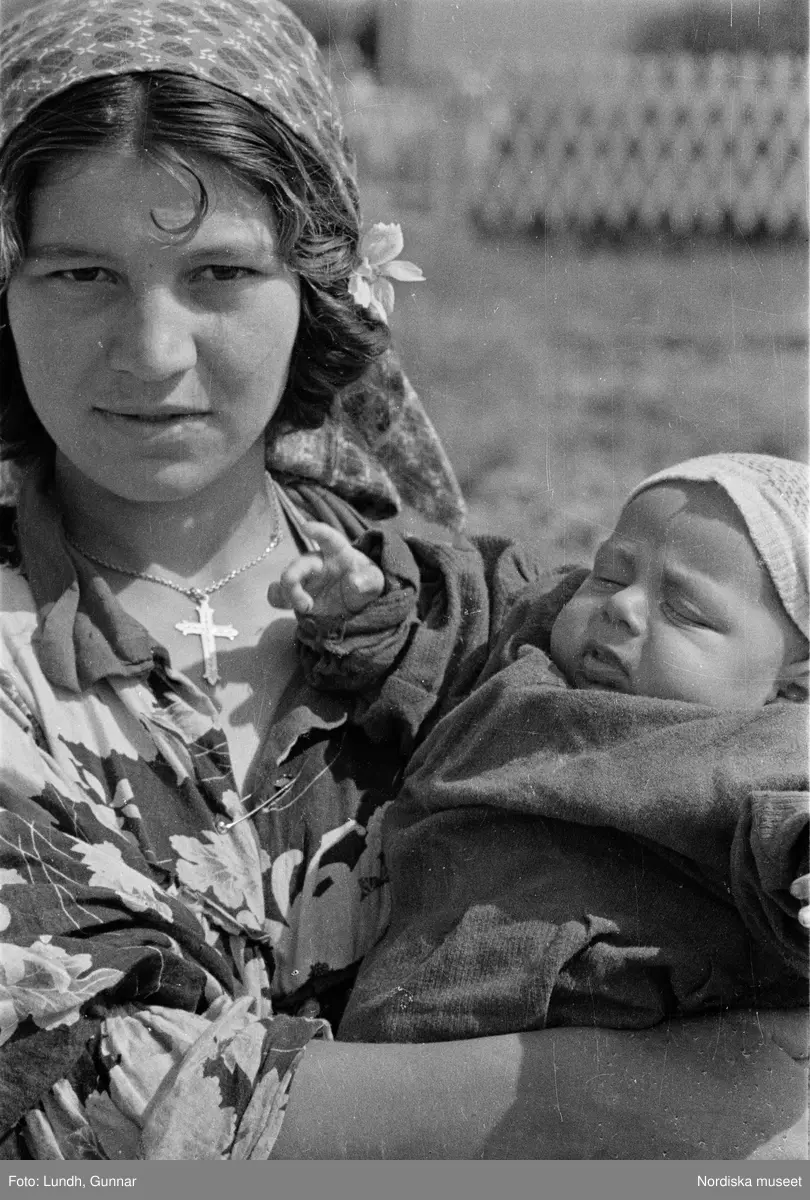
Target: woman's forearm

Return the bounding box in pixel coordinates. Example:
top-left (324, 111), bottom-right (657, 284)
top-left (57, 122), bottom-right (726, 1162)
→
top-left (271, 1010), bottom-right (808, 1159)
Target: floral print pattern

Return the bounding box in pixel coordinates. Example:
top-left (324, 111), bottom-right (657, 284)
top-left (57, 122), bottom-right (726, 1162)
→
top-left (0, 473), bottom-right (398, 1158)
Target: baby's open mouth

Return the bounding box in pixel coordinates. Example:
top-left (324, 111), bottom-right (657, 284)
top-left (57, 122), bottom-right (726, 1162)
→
top-left (578, 644), bottom-right (631, 691)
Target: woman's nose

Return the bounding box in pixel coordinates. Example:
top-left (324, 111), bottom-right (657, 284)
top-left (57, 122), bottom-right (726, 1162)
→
top-left (105, 289), bottom-right (197, 379)
top-left (602, 584), bottom-right (647, 635)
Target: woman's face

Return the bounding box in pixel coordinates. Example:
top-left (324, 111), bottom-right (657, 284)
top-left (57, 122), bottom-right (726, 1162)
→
top-left (6, 151), bottom-right (300, 504)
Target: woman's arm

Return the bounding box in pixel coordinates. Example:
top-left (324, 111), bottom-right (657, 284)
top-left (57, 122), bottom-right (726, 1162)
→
top-left (272, 1011), bottom-right (808, 1160)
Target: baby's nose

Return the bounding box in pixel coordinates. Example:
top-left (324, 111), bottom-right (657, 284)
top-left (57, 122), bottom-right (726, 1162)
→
top-left (602, 584), bottom-right (647, 635)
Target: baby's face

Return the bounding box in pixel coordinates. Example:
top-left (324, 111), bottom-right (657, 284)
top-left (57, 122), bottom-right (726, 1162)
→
top-left (550, 482), bottom-right (806, 709)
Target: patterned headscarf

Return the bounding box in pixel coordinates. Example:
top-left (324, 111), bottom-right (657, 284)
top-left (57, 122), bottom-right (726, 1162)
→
top-left (0, 0), bottom-right (467, 530)
top-left (0, 0), bottom-right (358, 215)
top-left (627, 453), bottom-right (809, 641)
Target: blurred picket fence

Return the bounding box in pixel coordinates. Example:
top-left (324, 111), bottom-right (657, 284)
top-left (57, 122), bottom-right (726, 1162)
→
top-left (344, 53), bottom-right (809, 239)
top-left (473, 54), bottom-right (807, 237)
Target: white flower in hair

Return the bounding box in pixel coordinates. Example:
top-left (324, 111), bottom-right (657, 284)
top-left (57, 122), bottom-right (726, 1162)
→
top-left (348, 223), bottom-right (424, 323)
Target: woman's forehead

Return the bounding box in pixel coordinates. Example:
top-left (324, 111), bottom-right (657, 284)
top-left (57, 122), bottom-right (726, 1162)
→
top-left (28, 151), bottom-right (278, 247)
top-left (37, 149), bottom-right (263, 208)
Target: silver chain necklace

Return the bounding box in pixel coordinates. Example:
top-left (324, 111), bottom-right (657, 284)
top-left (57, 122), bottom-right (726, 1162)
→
top-left (65, 478), bottom-right (282, 687)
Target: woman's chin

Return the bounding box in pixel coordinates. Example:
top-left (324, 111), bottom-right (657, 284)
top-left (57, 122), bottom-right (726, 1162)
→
top-left (54, 436), bottom-right (268, 507)
top-left (56, 458), bottom-right (254, 508)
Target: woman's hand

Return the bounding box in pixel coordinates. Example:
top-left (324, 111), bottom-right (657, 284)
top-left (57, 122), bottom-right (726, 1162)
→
top-left (790, 873), bottom-right (810, 929)
top-left (268, 521), bottom-right (385, 618)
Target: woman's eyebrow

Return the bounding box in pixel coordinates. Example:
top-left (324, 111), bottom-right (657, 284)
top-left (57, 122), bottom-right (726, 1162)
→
top-left (25, 239), bottom-right (280, 263)
top-left (25, 243), bottom-right (110, 261)
top-left (184, 241), bottom-right (279, 260)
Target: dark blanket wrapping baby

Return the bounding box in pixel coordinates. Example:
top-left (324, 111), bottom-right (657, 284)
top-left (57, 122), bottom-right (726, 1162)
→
top-left (336, 606), bottom-right (808, 1042)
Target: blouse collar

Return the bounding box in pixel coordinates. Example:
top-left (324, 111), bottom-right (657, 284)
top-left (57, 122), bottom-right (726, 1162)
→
top-left (16, 463), bottom-right (170, 692)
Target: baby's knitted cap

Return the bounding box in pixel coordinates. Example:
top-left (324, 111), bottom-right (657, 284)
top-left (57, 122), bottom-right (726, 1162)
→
top-left (627, 453), bottom-right (809, 640)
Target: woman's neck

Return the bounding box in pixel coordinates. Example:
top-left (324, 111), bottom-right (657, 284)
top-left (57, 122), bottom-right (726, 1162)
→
top-left (54, 444), bottom-right (278, 584)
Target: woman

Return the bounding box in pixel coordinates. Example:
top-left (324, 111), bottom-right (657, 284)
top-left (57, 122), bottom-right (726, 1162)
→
top-left (0, 0), bottom-right (805, 1160)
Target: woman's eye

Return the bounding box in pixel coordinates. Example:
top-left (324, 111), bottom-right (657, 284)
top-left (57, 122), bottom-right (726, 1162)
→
top-left (193, 265), bottom-right (254, 283)
top-left (53, 267), bottom-right (114, 283)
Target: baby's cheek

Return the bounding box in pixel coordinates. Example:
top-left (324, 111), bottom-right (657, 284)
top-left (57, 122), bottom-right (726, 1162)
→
top-left (550, 603), bottom-right (583, 672)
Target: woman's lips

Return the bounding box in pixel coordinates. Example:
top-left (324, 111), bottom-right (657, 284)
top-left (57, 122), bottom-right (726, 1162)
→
top-left (98, 410), bottom-right (209, 422)
top-left (93, 409), bottom-right (215, 448)
top-left (577, 643), bottom-right (631, 691)
top-left (96, 408), bottom-right (212, 431)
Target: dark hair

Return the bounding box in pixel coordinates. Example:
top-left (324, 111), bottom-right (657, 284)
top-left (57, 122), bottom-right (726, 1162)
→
top-left (0, 72), bottom-right (390, 464)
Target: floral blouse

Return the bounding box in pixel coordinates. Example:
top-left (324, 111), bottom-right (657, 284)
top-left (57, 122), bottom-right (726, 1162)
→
top-left (0, 469), bottom-right (404, 1160)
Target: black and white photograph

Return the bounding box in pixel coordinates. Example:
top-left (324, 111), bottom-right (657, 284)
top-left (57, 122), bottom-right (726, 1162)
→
top-left (0, 0), bottom-right (807, 1189)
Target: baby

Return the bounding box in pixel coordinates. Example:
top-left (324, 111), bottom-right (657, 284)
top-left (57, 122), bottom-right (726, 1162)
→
top-left (273, 454), bottom-right (809, 1040)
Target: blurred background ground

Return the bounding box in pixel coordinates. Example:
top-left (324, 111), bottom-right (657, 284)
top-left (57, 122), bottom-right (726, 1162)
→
top-left (361, 195), bottom-right (807, 562)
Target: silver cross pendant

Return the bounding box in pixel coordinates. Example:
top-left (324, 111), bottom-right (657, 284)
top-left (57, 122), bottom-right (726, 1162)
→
top-left (176, 595), bottom-right (238, 686)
